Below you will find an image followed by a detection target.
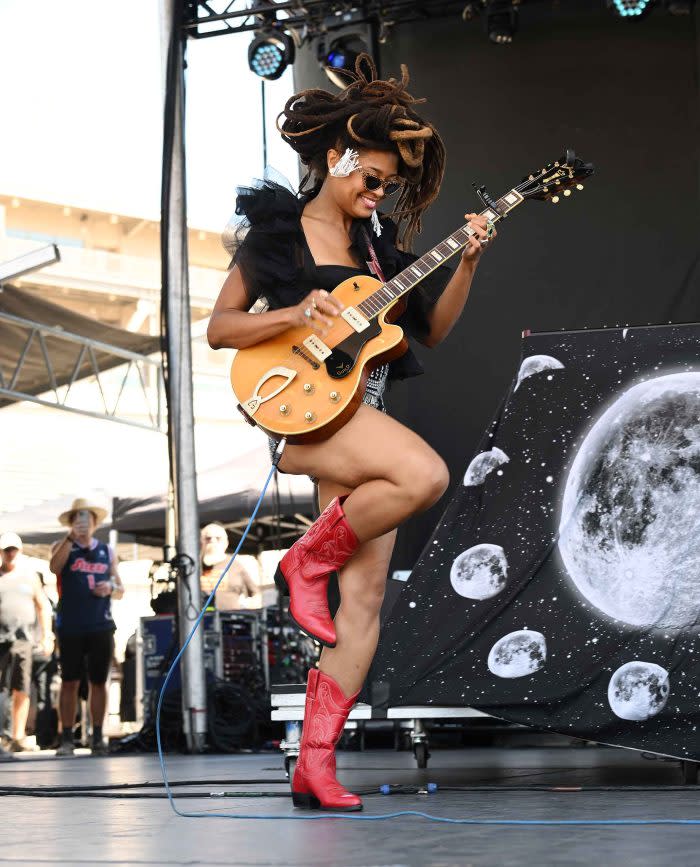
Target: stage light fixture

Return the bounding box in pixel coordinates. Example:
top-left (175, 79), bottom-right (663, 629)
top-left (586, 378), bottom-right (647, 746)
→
top-left (608, 0), bottom-right (655, 17)
top-left (248, 29), bottom-right (295, 80)
top-left (486, 1), bottom-right (519, 44)
top-left (320, 34), bottom-right (371, 88)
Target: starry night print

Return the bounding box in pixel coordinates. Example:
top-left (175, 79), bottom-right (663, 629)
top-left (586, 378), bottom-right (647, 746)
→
top-left (371, 323), bottom-right (700, 761)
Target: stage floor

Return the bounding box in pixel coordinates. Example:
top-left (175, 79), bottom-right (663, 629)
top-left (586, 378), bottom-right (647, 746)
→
top-left (1, 746), bottom-right (697, 866)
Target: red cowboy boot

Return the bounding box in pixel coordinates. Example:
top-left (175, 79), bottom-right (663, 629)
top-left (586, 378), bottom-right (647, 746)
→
top-left (274, 496), bottom-right (359, 647)
top-left (292, 668), bottom-right (362, 811)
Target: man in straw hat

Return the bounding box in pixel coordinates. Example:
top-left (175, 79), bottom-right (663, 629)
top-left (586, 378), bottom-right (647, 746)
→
top-left (0, 531), bottom-right (53, 752)
top-left (49, 498), bottom-right (124, 756)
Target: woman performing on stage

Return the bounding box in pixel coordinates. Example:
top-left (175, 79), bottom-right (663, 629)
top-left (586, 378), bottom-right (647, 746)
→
top-left (208, 55), bottom-right (496, 811)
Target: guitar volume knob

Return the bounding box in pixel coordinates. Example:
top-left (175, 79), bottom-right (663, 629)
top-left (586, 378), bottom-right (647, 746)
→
top-left (304, 411), bottom-right (316, 423)
top-left (329, 391), bottom-right (340, 403)
top-left (303, 383), bottom-right (315, 394)
top-left (279, 404), bottom-right (291, 415)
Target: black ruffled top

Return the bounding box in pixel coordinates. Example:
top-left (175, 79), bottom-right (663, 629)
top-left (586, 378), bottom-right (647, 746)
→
top-left (227, 180), bottom-right (453, 382)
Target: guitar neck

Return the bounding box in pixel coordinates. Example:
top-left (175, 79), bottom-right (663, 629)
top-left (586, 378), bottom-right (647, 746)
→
top-left (356, 187), bottom-right (525, 319)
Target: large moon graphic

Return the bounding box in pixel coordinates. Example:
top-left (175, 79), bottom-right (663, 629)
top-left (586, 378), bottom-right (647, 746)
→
top-left (558, 372), bottom-right (700, 630)
top-left (607, 661), bottom-right (670, 721)
top-left (515, 355), bottom-right (565, 390)
top-left (463, 448), bottom-right (510, 486)
top-left (450, 544), bottom-right (509, 600)
top-left (487, 630), bottom-right (547, 678)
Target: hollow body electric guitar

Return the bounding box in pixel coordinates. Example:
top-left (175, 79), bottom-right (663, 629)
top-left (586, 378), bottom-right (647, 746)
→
top-left (231, 150), bottom-right (593, 444)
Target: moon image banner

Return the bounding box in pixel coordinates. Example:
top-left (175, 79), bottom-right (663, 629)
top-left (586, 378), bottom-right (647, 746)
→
top-left (371, 323), bottom-right (700, 763)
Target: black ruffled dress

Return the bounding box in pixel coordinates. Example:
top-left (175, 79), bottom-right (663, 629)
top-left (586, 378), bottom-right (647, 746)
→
top-left (226, 181), bottom-right (453, 470)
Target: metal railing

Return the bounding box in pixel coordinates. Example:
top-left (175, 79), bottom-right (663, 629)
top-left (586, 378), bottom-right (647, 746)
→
top-left (0, 309), bottom-right (165, 431)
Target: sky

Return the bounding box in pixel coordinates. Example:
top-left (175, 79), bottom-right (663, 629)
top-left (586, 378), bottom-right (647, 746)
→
top-left (0, 0), bottom-right (298, 230)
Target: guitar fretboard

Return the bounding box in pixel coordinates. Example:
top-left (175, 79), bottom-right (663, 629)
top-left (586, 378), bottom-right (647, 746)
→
top-left (356, 188), bottom-right (524, 319)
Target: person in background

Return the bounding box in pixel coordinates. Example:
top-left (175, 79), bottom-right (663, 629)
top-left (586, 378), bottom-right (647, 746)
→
top-left (0, 532), bottom-right (53, 752)
top-left (200, 522), bottom-right (260, 610)
top-left (49, 499), bottom-right (124, 756)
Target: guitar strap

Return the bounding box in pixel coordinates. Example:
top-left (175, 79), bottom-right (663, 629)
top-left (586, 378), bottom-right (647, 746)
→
top-left (362, 227), bottom-right (386, 284)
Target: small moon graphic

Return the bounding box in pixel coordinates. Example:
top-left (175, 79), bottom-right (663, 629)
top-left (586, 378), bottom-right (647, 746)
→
top-left (487, 630), bottom-right (547, 678)
top-left (450, 544), bottom-right (509, 600)
top-left (463, 448), bottom-right (510, 486)
top-left (515, 355), bottom-right (565, 390)
top-left (607, 661), bottom-right (670, 721)
top-left (559, 372), bottom-right (700, 630)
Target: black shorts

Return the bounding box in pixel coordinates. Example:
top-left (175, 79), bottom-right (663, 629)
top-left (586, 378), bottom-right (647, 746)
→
top-left (58, 630), bottom-right (114, 684)
top-left (0, 639), bottom-right (33, 694)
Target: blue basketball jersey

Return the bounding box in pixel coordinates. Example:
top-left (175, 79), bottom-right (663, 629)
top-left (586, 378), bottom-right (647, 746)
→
top-left (56, 539), bottom-right (115, 634)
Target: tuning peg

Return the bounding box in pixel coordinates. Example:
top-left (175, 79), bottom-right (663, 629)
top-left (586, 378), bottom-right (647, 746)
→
top-left (576, 184), bottom-right (584, 190)
top-left (564, 189), bottom-right (572, 197)
top-left (551, 196), bottom-right (560, 204)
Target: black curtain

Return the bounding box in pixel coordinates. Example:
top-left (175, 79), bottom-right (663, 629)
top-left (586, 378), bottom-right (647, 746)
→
top-left (294, 1), bottom-right (700, 571)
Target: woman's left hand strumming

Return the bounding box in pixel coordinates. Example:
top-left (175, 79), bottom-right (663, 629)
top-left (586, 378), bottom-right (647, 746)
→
top-left (461, 212), bottom-right (497, 263)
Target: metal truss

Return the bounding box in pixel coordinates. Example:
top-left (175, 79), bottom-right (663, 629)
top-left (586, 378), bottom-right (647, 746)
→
top-left (226, 511), bottom-right (312, 551)
top-left (183, 0), bottom-right (467, 39)
top-left (0, 310), bottom-right (164, 432)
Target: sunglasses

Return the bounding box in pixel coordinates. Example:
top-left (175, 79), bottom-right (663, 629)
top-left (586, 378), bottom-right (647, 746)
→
top-left (357, 168), bottom-right (403, 197)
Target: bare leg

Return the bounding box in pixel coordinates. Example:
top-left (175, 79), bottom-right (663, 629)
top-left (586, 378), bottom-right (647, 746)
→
top-left (59, 680), bottom-right (80, 731)
top-left (11, 690), bottom-right (30, 741)
top-left (316, 480), bottom-right (397, 697)
top-left (279, 404), bottom-right (449, 542)
top-left (89, 683), bottom-right (108, 732)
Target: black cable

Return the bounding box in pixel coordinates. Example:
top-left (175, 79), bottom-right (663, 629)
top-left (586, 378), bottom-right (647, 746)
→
top-left (0, 778), bottom-right (286, 793)
top-left (0, 783), bottom-right (696, 800)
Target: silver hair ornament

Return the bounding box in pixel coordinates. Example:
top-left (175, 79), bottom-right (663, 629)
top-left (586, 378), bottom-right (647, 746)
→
top-left (329, 148), bottom-right (360, 178)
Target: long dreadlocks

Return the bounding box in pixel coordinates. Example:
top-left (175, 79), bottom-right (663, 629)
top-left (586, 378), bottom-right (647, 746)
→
top-left (277, 54), bottom-right (446, 250)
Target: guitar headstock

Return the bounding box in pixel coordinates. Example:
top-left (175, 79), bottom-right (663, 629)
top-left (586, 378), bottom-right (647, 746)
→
top-left (517, 149), bottom-right (594, 204)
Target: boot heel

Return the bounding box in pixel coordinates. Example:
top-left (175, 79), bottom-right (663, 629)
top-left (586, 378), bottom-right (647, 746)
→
top-left (273, 565), bottom-right (289, 597)
top-left (292, 791), bottom-right (321, 809)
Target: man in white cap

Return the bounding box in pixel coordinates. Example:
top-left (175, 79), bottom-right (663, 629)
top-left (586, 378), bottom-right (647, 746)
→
top-left (49, 499), bottom-right (124, 756)
top-left (200, 523), bottom-right (260, 609)
top-left (0, 532), bottom-right (53, 751)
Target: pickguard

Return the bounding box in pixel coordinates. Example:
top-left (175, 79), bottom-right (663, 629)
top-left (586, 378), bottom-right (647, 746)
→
top-left (325, 318), bottom-right (383, 379)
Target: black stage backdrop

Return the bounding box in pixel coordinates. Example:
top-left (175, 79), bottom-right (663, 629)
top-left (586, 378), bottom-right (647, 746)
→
top-left (293, 2), bottom-right (700, 570)
top-left (371, 325), bottom-right (700, 761)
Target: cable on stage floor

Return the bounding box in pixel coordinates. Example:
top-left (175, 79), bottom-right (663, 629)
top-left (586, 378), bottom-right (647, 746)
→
top-left (154, 445), bottom-right (700, 825)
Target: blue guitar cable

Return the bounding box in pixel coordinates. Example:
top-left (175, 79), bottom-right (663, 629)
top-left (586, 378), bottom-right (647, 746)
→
top-left (156, 440), bottom-right (700, 825)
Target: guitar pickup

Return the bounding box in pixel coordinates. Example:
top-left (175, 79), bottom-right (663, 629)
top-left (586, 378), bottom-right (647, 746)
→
top-left (341, 306), bottom-right (370, 333)
top-left (302, 334), bottom-right (332, 362)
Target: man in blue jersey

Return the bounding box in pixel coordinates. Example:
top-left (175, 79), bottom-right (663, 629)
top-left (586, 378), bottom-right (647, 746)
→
top-left (49, 498), bottom-right (124, 756)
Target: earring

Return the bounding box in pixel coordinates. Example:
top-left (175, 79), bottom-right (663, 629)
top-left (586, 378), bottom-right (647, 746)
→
top-left (370, 209), bottom-right (383, 237)
top-left (329, 148), bottom-right (360, 178)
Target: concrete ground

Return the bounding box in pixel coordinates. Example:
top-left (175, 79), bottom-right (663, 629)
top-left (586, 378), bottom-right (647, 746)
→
top-left (0, 745), bottom-right (697, 866)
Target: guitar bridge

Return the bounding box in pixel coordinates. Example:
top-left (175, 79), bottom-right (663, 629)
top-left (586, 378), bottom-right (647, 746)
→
top-left (292, 345), bottom-right (320, 369)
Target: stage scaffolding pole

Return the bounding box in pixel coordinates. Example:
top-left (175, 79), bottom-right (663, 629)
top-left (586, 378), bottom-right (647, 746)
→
top-left (159, 0), bottom-right (207, 752)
